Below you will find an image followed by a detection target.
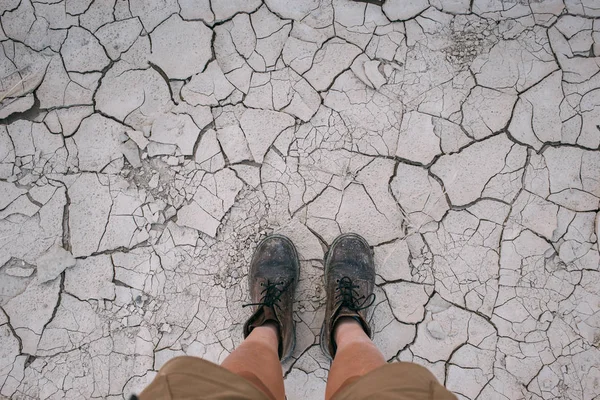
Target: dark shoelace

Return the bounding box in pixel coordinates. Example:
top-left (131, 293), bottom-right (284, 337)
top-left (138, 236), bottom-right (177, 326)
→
top-left (335, 276), bottom-right (376, 311)
top-left (242, 279), bottom-right (292, 310)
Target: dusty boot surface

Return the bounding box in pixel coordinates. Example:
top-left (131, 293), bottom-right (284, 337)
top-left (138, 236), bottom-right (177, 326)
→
top-left (320, 233), bottom-right (376, 359)
top-left (243, 234), bottom-right (299, 361)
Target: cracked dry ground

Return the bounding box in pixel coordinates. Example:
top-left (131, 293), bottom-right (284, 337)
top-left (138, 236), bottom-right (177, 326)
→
top-left (0, 0), bottom-right (600, 399)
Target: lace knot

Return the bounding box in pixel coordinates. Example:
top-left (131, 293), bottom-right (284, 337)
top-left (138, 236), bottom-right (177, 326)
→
top-left (242, 279), bottom-right (291, 310)
top-left (334, 276), bottom-right (375, 311)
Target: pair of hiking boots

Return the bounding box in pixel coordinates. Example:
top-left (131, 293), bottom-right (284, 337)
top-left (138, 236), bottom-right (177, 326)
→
top-left (243, 233), bottom-right (376, 361)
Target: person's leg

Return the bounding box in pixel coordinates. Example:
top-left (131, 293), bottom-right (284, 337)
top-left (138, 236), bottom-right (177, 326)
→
top-left (223, 234), bottom-right (299, 400)
top-left (325, 318), bottom-right (386, 400)
top-left (319, 233), bottom-right (383, 400)
top-left (221, 322), bottom-right (284, 400)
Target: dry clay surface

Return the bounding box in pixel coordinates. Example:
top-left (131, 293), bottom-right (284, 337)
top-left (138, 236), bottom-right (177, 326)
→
top-left (1, 0), bottom-right (600, 399)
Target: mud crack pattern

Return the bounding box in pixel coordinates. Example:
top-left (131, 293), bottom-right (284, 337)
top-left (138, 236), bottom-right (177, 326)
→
top-left (0, 0), bottom-right (599, 398)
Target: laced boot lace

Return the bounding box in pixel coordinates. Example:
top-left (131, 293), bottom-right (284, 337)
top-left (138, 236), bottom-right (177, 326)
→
top-left (334, 276), bottom-right (376, 311)
top-left (243, 279), bottom-right (292, 310)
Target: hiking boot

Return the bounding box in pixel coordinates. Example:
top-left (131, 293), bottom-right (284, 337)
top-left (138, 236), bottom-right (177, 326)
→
top-left (243, 234), bottom-right (299, 361)
top-left (320, 233), bottom-right (376, 359)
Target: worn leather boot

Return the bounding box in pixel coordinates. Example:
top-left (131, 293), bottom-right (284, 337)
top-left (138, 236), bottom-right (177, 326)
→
top-left (320, 233), bottom-right (376, 359)
top-left (243, 234), bottom-right (299, 361)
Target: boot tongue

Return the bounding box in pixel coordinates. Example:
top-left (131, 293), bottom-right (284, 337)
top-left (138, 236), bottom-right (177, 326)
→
top-left (336, 306), bottom-right (359, 319)
top-left (331, 306), bottom-right (362, 332)
top-left (331, 305), bottom-right (371, 342)
top-left (261, 305), bottom-right (278, 323)
top-left (247, 305), bottom-right (280, 333)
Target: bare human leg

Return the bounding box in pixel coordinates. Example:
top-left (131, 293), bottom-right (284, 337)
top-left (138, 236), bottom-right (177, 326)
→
top-left (324, 317), bottom-right (386, 400)
top-left (222, 234), bottom-right (299, 400)
top-left (221, 322), bottom-right (285, 400)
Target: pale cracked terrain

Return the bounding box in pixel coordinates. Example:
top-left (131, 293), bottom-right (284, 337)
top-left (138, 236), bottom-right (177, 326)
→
top-left (0, 0), bottom-right (599, 399)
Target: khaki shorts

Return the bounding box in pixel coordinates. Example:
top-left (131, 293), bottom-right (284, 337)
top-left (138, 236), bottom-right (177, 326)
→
top-left (138, 356), bottom-right (456, 400)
